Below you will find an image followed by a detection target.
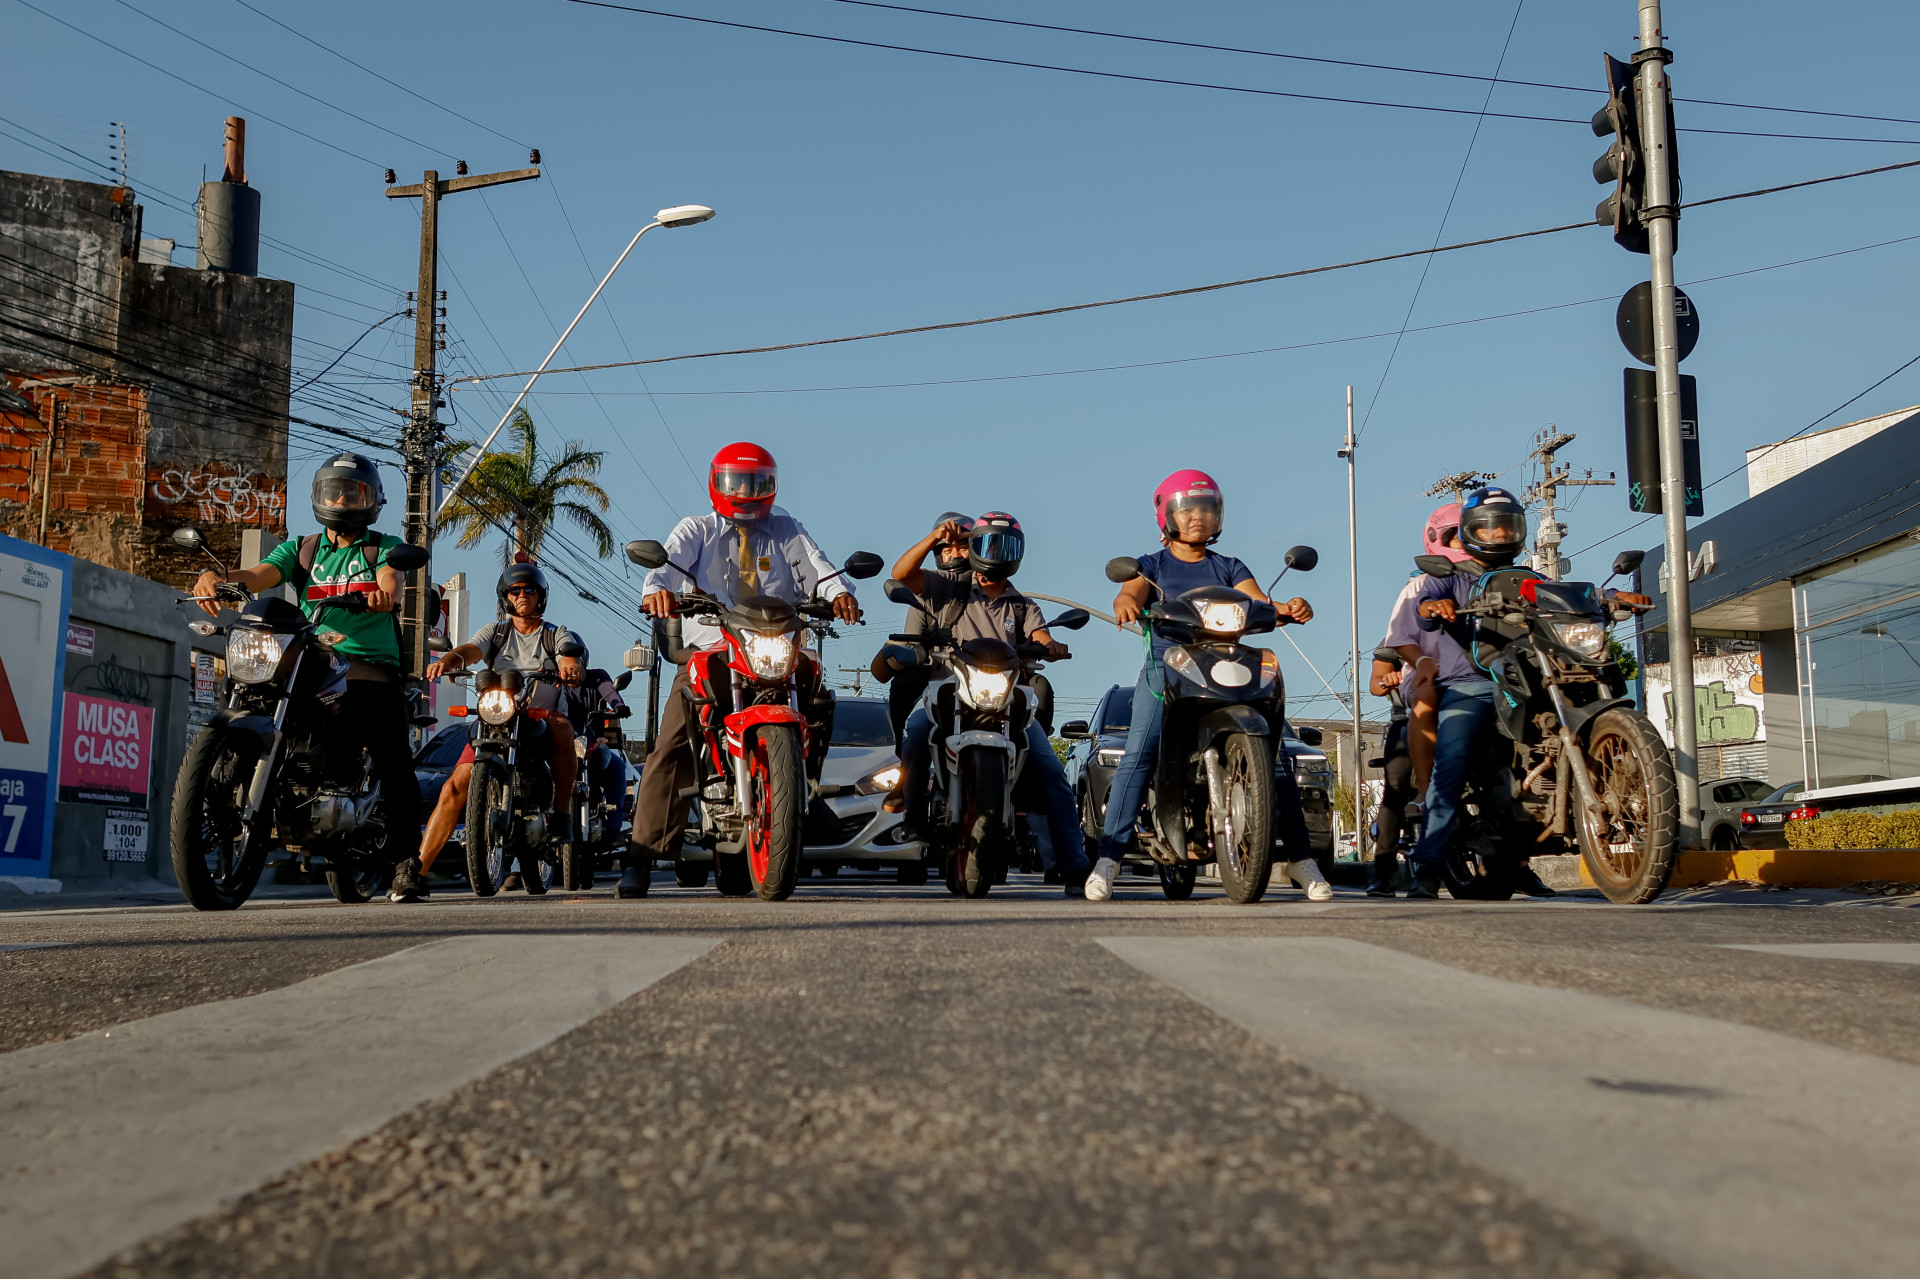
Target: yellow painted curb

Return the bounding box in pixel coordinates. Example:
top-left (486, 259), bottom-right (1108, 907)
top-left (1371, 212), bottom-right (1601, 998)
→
top-left (1576, 847), bottom-right (1920, 889)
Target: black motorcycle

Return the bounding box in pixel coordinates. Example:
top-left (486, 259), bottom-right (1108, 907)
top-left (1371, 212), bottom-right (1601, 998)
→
top-left (879, 580), bottom-right (1088, 898)
top-left (1412, 548), bottom-right (1677, 903)
top-left (559, 671), bottom-right (634, 890)
top-left (168, 526), bottom-right (431, 910)
top-left (1102, 547), bottom-right (1316, 903)
top-left (451, 663), bottom-right (573, 897)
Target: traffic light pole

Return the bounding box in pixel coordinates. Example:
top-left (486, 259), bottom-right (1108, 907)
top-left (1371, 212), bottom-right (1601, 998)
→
top-left (1634, 0), bottom-right (1702, 847)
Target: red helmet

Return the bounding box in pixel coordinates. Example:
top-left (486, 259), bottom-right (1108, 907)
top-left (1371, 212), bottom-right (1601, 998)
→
top-left (709, 442), bottom-right (776, 522)
top-left (1154, 469), bottom-right (1223, 545)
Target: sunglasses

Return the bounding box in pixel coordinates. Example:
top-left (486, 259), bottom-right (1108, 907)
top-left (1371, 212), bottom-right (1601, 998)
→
top-left (505, 586), bottom-right (540, 597)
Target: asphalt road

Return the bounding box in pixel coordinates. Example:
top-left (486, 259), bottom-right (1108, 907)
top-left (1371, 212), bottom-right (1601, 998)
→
top-left (3, 873), bottom-right (1917, 1279)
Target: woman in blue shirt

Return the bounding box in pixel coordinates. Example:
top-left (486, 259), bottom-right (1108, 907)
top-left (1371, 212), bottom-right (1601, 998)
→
top-left (1085, 469), bottom-right (1322, 901)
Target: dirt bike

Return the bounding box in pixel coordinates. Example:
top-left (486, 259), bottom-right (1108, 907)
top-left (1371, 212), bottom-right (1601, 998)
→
top-left (559, 672), bottom-right (634, 890)
top-left (878, 580), bottom-right (1089, 898)
top-left (444, 664), bottom-right (572, 897)
top-left (1412, 548), bottom-right (1677, 903)
top-left (1102, 547), bottom-right (1317, 904)
top-left (624, 539), bottom-right (883, 901)
top-left (166, 526), bottom-right (430, 909)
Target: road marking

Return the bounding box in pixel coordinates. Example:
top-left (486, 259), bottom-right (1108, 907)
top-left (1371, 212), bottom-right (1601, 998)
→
top-left (1720, 941), bottom-right (1920, 966)
top-left (0, 933), bottom-right (717, 1279)
top-left (1098, 936), bottom-right (1920, 1279)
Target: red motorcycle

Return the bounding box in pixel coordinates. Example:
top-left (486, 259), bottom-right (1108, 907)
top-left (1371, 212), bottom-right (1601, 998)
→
top-left (625, 539), bottom-right (882, 900)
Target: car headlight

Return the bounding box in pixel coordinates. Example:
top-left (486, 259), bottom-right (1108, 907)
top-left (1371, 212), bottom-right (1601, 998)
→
top-left (1553, 620), bottom-right (1608, 658)
top-left (478, 688), bottom-right (516, 725)
top-left (1196, 600), bottom-right (1248, 635)
top-left (1095, 747), bottom-right (1124, 767)
top-left (225, 629), bottom-right (284, 684)
top-left (855, 762), bottom-right (904, 795)
top-left (743, 630), bottom-right (797, 680)
top-left (955, 664), bottom-right (1013, 712)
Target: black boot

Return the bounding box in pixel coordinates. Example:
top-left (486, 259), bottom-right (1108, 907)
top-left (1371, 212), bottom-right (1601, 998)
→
top-left (1512, 861), bottom-right (1559, 897)
top-left (616, 862), bottom-right (650, 898)
top-left (388, 857), bottom-right (430, 903)
top-left (1366, 854), bottom-right (1398, 898)
top-left (1406, 863), bottom-right (1445, 899)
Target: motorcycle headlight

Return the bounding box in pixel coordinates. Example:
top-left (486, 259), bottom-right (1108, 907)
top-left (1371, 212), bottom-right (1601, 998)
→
top-left (1553, 620), bottom-right (1608, 659)
top-left (955, 664), bottom-right (1013, 712)
top-left (478, 688), bottom-right (516, 725)
top-left (225, 629), bottom-right (284, 684)
top-left (855, 762), bottom-right (904, 795)
top-left (743, 630), bottom-right (797, 680)
top-left (1196, 600), bottom-right (1248, 635)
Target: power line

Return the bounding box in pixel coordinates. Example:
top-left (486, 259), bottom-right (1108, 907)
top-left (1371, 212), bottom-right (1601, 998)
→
top-left (822, 0), bottom-right (1920, 130)
top-left (290, 311), bottom-right (409, 394)
top-left (561, 1), bottom-right (1920, 146)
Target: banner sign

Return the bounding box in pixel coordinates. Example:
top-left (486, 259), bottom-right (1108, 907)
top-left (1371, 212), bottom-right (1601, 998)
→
top-left (104, 808), bottom-right (148, 862)
top-left (59, 693), bottom-right (155, 807)
top-left (0, 535), bottom-right (71, 877)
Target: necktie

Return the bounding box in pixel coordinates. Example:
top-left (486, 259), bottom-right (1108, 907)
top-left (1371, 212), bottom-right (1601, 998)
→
top-left (736, 527), bottom-right (759, 594)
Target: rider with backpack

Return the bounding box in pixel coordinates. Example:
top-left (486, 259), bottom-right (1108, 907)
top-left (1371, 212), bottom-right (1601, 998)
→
top-left (190, 453), bottom-right (422, 898)
top-left (409, 562), bottom-right (584, 898)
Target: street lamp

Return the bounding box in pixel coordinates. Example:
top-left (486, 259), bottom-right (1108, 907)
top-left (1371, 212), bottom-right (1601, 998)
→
top-left (435, 203), bottom-right (717, 520)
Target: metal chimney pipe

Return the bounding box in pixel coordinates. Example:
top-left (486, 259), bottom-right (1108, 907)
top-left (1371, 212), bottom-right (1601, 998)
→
top-left (221, 116), bottom-right (246, 185)
top-left (197, 116), bottom-right (259, 274)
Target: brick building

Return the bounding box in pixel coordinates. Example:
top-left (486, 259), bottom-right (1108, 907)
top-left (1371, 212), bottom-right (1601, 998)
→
top-left (0, 167), bottom-right (294, 586)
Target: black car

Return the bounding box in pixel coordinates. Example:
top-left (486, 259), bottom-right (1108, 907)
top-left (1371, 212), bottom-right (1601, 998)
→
top-left (1060, 682), bottom-right (1334, 871)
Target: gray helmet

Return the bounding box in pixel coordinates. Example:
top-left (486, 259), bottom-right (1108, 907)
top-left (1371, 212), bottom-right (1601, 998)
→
top-left (312, 452), bottom-right (385, 535)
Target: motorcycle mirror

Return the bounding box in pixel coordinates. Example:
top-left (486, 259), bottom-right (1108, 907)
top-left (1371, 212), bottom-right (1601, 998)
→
top-left (883, 578), bottom-right (919, 608)
top-left (1284, 545), bottom-right (1319, 572)
top-left (1414, 554), bottom-right (1457, 578)
top-left (625, 539), bottom-right (669, 570)
top-left (1047, 608), bottom-right (1090, 632)
top-left (557, 639), bottom-right (587, 659)
top-left (616, 705), bottom-right (633, 718)
top-left (623, 643), bottom-right (655, 671)
top-left (1611, 549), bottom-right (1646, 577)
top-left (1372, 646), bottom-right (1402, 668)
top-left (385, 543), bottom-right (430, 572)
top-left (1105, 556), bottom-right (1142, 584)
top-left (427, 633), bottom-right (452, 653)
top-left (842, 551), bottom-right (884, 581)
top-left (614, 670), bottom-right (634, 690)
top-left (169, 526), bottom-right (207, 551)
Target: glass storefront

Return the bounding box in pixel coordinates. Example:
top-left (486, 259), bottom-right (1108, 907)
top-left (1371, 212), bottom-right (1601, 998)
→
top-left (1795, 537), bottom-right (1920, 788)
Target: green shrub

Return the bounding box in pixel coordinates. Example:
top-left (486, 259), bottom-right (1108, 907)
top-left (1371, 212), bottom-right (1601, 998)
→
top-left (1784, 808), bottom-right (1920, 850)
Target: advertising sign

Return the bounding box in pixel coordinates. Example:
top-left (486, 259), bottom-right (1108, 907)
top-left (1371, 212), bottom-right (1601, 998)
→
top-left (0, 535), bottom-right (71, 878)
top-left (103, 808), bottom-right (148, 862)
top-left (58, 694), bottom-right (156, 807)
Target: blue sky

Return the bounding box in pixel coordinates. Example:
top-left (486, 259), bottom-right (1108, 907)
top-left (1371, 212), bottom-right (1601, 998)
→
top-left (6, 0), bottom-right (1919, 722)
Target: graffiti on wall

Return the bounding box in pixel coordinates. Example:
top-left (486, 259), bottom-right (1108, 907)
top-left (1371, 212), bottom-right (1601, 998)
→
top-left (147, 467), bottom-right (286, 527)
top-left (1646, 651), bottom-right (1766, 746)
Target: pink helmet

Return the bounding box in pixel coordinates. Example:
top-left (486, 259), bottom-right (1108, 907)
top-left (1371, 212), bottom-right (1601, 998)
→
top-left (1154, 469), bottom-right (1224, 545)
top-left (1423, 502), bottom-right (1471, 562)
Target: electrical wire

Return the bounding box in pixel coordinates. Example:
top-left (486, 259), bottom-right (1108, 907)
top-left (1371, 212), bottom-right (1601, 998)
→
top-left (290, 311), bottom-right (409, 394)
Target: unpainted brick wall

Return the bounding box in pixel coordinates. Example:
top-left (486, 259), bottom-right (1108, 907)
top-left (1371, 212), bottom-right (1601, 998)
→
top-left (0, 375), bottom-right (149, 573)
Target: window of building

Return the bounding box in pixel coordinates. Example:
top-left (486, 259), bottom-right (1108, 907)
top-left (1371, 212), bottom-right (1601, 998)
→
top-left (1794, 537), bottom-right (1920, 787)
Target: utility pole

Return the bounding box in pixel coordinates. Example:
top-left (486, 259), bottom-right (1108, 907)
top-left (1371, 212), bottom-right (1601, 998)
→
top-left (1523, 428), bottom-right (1614, 580)
top-left (1335, 386), bottom-right (1363, 849)
top-left (1633, 0), bottom-right (1701, 848)
top-left (836, 665), bottom-right (869, 696)
top-left (384, 157), bottom-right (541, 686)
top-left (1425, 469), bottom-right (1498, 504)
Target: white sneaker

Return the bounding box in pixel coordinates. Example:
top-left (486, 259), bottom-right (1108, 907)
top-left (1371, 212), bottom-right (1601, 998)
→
top-left (1083, 857), bottom-right (1120, 902)
top-left (1286, 859), bottom-right (1334, 902)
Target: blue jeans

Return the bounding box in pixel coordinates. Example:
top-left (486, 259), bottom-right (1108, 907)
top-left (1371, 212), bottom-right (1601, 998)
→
top-left (899, 711), bottom-right (1087, 877)
top-left (1409, 679), bottom-right (1496, 867)
top-left (588, 743), bottom-right (630, 831)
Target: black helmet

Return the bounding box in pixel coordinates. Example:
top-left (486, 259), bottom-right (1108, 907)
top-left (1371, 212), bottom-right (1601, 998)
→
top-left (968, 511), bottom-right (1025, 582)
top-left (312, 452), bottom-right (385, 535)
top-left (497, 561), bottom-right (549, 615)
top-left (1459, 486), bottom-right (1527, 566)
top-left (934, 511), bottom-right (974, 568)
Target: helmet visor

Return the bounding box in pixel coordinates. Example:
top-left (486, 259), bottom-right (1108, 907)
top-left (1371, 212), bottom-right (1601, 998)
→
top-left (316, 477), bottom-right (379, 513)
top-left (713, 465), bottom-right (776, 500)
top-left (971, 529), bottom-right (1024, 566)
top-left (1464, 506), bottom-right (1526, 548)
top-left (1163, 492), bottom-right (1222, 539)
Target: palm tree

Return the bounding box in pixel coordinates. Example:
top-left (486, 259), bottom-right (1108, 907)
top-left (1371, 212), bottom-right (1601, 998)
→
top-left (437, 408), bottom-right (614, 563)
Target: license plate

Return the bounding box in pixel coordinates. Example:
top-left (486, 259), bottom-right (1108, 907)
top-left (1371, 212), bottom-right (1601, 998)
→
top-left (1758, 814), bottom-right (1783, 824)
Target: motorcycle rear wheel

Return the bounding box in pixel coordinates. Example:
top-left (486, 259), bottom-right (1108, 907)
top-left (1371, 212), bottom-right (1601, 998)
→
top-left (1575, 709), bottom-right (1679, 904)
top-left (1215, 733), bottom-right (1275, 904)
top-left (948, 748), bottom-right (1006, 898)
top-left (560, 840), bottom-right (592, 890)
top-left (170, 724), bottom-right (268, 911)
top-left (746, 725), bottom-right (804, 902)
top-left (465, 762), bottom-right (513, 898)
top-left (1158, 860), bottom-right (1197, 900)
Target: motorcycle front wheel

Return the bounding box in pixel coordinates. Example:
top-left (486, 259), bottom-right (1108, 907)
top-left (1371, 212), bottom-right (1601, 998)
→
top-left (170, 725), bottom-right (268, 911)
top-left (1575, 709), bottom-right (1680, 904)
top-left (948, 747), bottom-right (1006, 899)
top-left (746, 725), bottom-right (804, 902)
top-left (1158, 860), bottom-right (1197, 900)
top-left (1214, 733), bottom-right (1275, 904)
top-left (465, 761), bottom-right (513, 897)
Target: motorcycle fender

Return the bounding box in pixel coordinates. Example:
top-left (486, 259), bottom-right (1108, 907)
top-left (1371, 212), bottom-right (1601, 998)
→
top-left (215, 712), bottom-right (280, 752)
top-left (1153, 748), bottom-right (1186, 857)
top-left (1194, 703), bottom-right (1269, 754)
top-left (1564, 696), bottom-right (1634, 742)
top-left (213, 713), bottom-right (283, 820)
top-left (723, 704), bottom-right (806, 759)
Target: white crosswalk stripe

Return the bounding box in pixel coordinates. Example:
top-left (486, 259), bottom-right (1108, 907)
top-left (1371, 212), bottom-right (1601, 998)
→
top-left (1720, 941), bottom-right (1920, 966)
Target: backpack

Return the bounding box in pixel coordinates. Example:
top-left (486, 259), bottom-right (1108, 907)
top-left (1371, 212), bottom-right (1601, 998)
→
top-left (482, 619), bottom-right (559, 673)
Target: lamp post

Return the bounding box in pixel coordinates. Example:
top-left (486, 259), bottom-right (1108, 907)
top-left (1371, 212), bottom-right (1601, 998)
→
top-left (435, 203), bottom-right (716, 521)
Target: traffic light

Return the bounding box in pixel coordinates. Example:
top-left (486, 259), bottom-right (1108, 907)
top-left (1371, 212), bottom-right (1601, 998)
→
top-left (1623, 369), bottom-right (1702, 516)
top-left (1591, 54), bottom-right (1680, 255)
